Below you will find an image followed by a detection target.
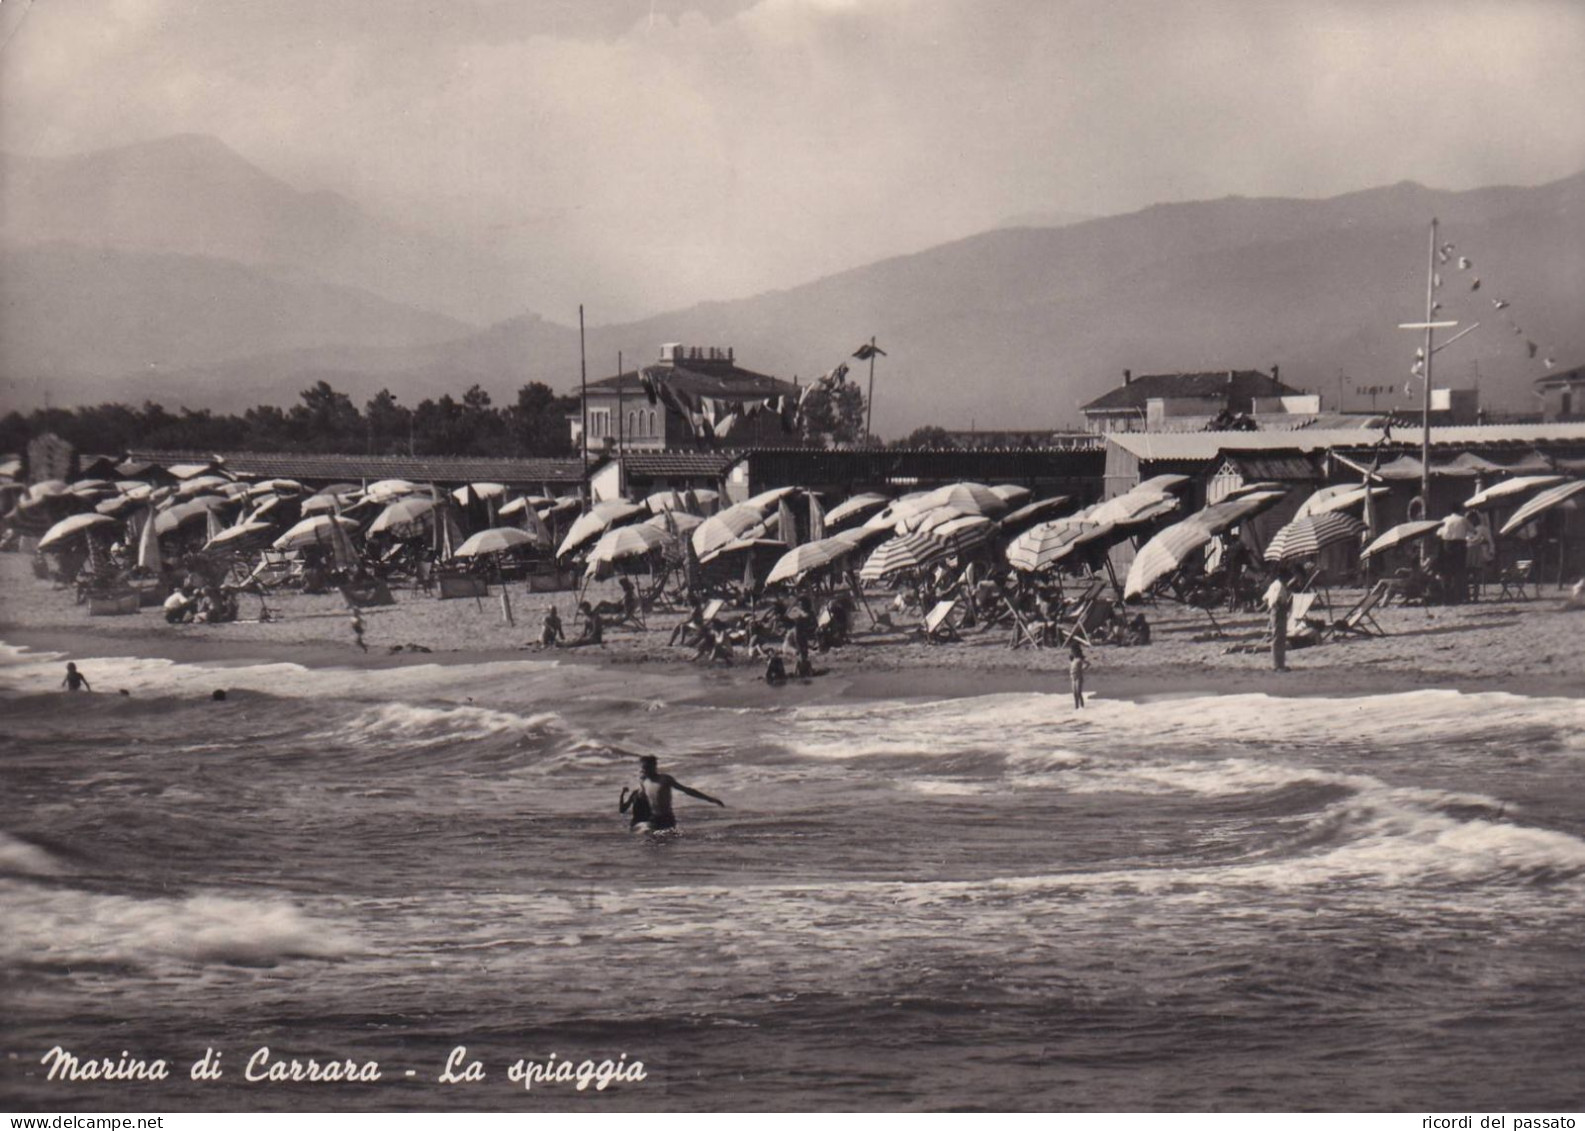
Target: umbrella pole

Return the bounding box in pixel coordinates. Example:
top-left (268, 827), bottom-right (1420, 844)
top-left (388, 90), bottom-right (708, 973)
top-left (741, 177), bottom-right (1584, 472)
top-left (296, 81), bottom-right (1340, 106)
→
top-left (498, 559), bottom-right (514, 627)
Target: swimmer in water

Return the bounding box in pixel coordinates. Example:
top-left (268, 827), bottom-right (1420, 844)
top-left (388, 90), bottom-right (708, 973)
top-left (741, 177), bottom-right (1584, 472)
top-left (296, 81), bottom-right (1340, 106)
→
top-left (620, 755), bottom-right (725, 832)
top-left (61, 662), bottom-right (91, 692)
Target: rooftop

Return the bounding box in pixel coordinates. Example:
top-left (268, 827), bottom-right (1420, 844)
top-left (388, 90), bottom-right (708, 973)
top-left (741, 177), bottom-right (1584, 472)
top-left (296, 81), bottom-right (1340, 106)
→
top-left (1082, 370), bottom-right (1304, 413)
top-left (126, 449), bottom-right (587, 487)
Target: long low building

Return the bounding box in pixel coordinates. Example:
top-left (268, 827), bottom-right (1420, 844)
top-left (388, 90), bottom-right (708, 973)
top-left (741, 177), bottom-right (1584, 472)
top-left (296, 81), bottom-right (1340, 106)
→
top-left (122, 450), bottom-right (589, 494)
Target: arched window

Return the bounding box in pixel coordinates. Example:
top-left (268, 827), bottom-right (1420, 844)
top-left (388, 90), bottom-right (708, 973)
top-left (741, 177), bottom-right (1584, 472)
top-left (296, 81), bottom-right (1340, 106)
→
top-left (649, 411), bottom-right (658, 437)
top-left (628, 411), bottom-right (636, 437)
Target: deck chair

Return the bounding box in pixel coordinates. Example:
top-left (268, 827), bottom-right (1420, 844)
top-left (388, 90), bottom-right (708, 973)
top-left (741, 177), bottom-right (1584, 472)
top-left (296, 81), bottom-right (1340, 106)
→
top-left (1326, 580), bottom-right (1389, 639)
top-left (918, 599), bottom-right (962, 644)
top-left (1285, 591), bottom-right (1318, 640)
top-left (1055, 579), bottom-right (1107, 646)
top-left (1005, 597), bottom-right (1047, 650)
top-left (1497, 559), bottom-right (1535, 601)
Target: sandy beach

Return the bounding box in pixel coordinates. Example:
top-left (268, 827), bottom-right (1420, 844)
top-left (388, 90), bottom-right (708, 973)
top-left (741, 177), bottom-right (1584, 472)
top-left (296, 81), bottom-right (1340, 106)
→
top-left (3, 553), bottom-right (1579, 700)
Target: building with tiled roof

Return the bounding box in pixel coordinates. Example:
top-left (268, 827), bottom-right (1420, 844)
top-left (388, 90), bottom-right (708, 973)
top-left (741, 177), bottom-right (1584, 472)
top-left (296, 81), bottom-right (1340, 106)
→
top-left (1536, 362), bottom-right (1584, 422)
top-left (1081, 368), bottom-right (1313, 434)
top-left (574, 343), bottom-right (803, 455)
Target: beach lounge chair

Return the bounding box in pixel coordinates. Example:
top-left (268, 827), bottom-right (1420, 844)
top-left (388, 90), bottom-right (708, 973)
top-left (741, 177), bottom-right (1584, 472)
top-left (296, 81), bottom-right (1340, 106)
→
top-left (1285, 591), bottom-right (1318, 640)
top-left (1497, 559), bottom-right (1535, 601)
top-left (1055, 578), bottom-right (1107, 646)
top-left (1006, 598), bottom-right (1047, 649)
top-left (918, 599), bottom-right (962, 644)
top-left (1326, 580), bottom-right (1389, 639)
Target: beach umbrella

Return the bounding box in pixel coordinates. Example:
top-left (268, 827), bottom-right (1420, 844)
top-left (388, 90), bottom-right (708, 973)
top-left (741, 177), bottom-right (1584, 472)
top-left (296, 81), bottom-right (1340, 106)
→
top-left (67, 478), bottom-right (114, 495)
top-left (765, 537), bottom-right (855, 587)
top-left (1005, 519), bottom-right (1116, 573)
top-left (863, 491), bottom-right (935, 531)
top-left (557, 501), bottom-right (647, 558)
top-left (1499, 480), bottom-right (1585, 536)
top-left (831, 524), bottom-right (890, 550)
top-left (643, 509), bottom-right (704, 536)
top-left (369, 496), bottom-right (438, 536)
top-left (452, 482), bottom-right (508, 504)
top-left (1220, 481), bottom-right (1289, 501)
top-left (859, 530), bottom-right (941, 581)
top-left (1360, 520), bottom-right (1442, 561)
top-left (823, 493), bottom-right (890, 529)
top-left (691, 502), bottom-right (772, 559)
top-left (698, 539), bottom-right (788, 583)
top-left (274, 514), bottom-right (360, 551)
top-left (1135, 474), bottom-right (1191, 494)
top-left (1294, 484), bottom-right (1388, 519)
top-left (744, 486), bottom-right (800, 511)
top-left (175, 474), bottom-right (233, 498)
top-left (498, 495), bottom-right (552, 518)
top-left (896, 503), bottom-right (975, 534)
top-left (302, 490), bottom-right (363, 516)
top-left (1087, 491), bottom-right (1180, 527)
top-left (1193, 491), bottom-right (1288, 536)
top-left (454, 526), bottom-right (537, 558)
top-left (644, 489), bottom-right (688, 514)
top-left (585, 523), bottom-right (667, 571)
top-left (998, 496), bottom-right (1073, 535)
top-left (202, 520), bottom-right (278, 554)
top-left (930, 514), bottom-right (995, 558)
top-left (364, 478), bottom-right (420, 504)
top-left (989, 484), bottom-right (1032, 505)
top-left (1124, 520), bottom-right (1221, 599)
top-left (38, 512), bottom-right (118, 551)
top-left (1464, 475), bottom-right (1566, 511)
top-left (95, 493), bottom-right (142, 517)
top-left (245, 478), bottom-right (303, 498)
top-left (153, 496), bottom-right (229, 535)
top-left (1263, 512), bottom-right (1364, 564)
top-left (25, 480), bottom-right (69, 503)
top-left (921, 482), bottom-right (1008, 517)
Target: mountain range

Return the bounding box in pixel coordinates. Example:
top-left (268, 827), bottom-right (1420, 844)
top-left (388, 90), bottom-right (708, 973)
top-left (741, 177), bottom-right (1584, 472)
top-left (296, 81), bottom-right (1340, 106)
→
top-left (2, 135), bottom-right (1580, 436)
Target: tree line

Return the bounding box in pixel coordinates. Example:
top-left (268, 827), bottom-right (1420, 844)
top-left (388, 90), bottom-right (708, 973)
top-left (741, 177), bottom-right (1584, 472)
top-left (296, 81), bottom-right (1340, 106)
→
top-left (0, 381), bottom-right (580, 460)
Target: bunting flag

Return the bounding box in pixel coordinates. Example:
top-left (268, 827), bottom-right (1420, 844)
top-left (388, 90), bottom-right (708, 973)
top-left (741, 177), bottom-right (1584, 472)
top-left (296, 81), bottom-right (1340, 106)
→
top-left (852, 342), bottom-right (887, 361)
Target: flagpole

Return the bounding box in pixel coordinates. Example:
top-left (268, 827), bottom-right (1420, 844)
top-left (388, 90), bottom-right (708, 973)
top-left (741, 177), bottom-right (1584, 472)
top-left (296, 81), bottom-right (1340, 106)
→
top-left (579, 304), bottom-right (589, 509)
top-left (864, 335), bottom-right (877, 443)
top-left (1421, 218), bottom-right (1436, 519)
top-left (616, 350), bottom-right (625, 499)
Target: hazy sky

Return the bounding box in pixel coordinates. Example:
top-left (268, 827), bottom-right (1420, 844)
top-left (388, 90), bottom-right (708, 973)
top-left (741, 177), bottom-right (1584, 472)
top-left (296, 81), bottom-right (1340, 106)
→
top-left (4, 0), bottom-right (1584, 321)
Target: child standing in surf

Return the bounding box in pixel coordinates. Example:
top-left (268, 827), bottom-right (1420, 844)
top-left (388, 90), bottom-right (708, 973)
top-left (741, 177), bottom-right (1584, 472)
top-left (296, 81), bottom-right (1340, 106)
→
top-left (1068, 640), bottom-right (1088, 709)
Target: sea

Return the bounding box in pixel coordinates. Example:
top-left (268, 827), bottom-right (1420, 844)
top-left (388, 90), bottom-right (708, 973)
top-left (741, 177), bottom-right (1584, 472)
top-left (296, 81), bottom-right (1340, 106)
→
top-left (2, 640), bottom-right (1583, 1113)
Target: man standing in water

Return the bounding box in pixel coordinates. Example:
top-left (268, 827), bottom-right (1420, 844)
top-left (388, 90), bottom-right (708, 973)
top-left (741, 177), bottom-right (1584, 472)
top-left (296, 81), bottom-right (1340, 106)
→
top-left (620, 755), bottom-right (725, 832)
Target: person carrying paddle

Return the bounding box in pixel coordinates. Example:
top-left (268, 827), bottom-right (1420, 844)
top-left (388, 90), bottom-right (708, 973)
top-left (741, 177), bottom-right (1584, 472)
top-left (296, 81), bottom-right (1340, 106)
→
top-left (620, 755), bottom-right (725, 832)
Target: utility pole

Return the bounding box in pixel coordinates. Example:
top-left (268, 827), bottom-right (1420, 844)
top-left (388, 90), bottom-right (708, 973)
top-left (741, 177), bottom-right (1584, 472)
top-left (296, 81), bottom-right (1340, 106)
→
top-left (616, 350), bottom-right (625, 499)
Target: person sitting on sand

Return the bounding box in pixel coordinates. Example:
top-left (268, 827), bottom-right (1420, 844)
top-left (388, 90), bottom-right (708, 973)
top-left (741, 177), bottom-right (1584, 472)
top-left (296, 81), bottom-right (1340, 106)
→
top-left (623, 755), bottom-right (725, 832)
top-left (163, 587), bottom-right (195, 625)
top-left (538, 605), bottom-right (565, 649)
top-left (670, 600), bottom-right (707, 647)
top-left (565, 602), bottom-right (604, 648)
top-left (763, 649), bottom-right (787, 685)
top-left (61, 662), bottom-right (91, 692)
top-left (693, 624), bottom-right (733, 665)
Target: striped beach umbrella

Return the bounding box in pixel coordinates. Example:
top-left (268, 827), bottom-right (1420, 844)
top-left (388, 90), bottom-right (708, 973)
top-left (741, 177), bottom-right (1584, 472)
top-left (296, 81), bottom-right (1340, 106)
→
top-left (153, 496), bottom-right (230, 535)
top-left (930, 514), bottom-right (995, 557)
top-left (1088, 491), bottom-right (1179, 528)
top-left (584, 523), bottom-right (666, 570)
top-left (691, 502), bottom-right (771, 559)
top-left (1005, 518), bottom-right (1115, 573)
top-left (765, 537), bottom-right (855, 587)
top-left (1263, 512), bottom-right (1364, 564)
top-left (921, 482), bottom-right (1008, 517)
top-left (1359, 520), bottom-right (1442, 561)
top-left (1294, 483), bottom-right (1388, 519)
top-left (1499, 480), bottom-right (1585, 535)
top-left (859, 531), bottom-right (937, 581)
top-left (558, 501), bottom-right (648, 558)
top-left (1124, 519), bottom-right (1220, 599)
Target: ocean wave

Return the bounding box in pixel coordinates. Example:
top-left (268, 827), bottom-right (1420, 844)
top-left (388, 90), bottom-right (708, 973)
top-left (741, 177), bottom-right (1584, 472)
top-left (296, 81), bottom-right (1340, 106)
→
top-left (0, 832), bottom-right (67, 877)
top-left (1, 881), bottom-right (359, 968)
top-left (314, 701), bottom-right (565, 748)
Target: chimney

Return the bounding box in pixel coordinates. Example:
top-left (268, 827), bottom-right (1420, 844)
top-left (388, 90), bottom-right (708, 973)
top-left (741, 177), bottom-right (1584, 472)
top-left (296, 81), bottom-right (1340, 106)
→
top-left (1123, 369), bottom-right (1131, 386)
top-left (1271, 364), bottom-right (1280, 384)
top-left (1227, 370), bottom-right (1235, 386)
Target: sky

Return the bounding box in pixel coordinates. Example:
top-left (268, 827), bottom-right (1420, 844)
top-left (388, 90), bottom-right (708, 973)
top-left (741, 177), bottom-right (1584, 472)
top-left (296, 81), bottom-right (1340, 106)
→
top-left (3, 0), bottom-right (1584, 322)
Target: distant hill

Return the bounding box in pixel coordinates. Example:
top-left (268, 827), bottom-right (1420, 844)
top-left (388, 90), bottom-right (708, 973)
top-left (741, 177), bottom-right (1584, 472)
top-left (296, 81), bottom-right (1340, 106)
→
top-left (4, 155), bottom-right (1581, 436)
top-left (0, 241), bottom-right (470, 381)
top-left (0, 134), bottom-right (526, 325)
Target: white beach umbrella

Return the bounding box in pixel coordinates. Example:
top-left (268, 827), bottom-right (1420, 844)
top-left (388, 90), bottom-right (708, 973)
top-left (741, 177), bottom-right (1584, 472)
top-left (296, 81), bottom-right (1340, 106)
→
top-left (369, 497), bottom-right (438, 536)
top-left (364, 479), bottom-right (420, 504)
top-left (39, 512), bottom-right (118, 551)
top-left (274, 514), bottom-right (360, 551)
top-left (823, 493), bottom-right (890, 529)
top-left (765, 537), bottom-right (855, 587)
top-left (557, 501), bottom-right (648, 558)
top-left (585, 523), bottom-right (667, 571)
top-left (1125, 520), bottom-right (1220, 599)
top-left (454, 527), bottom-right (536, 558)
top-left (1359, 520), bottom-right (1442, 561)
top-left (1464, 475), bottom-right (1566, 511)
top-left (691, 502), bottom-right (771, 559)
top-left (1294, 484), bottom-right (1388, 519)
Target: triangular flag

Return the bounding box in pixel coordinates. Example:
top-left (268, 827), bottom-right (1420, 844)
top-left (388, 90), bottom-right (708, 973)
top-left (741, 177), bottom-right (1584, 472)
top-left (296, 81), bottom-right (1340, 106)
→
top-left (809, 494), bottom-right (826, 542)
top-left (206, 506), bottom-right (224, 545)
top-left (137, 504), bottom-right (160, 571)
top-left (778, 498), bottom-right (801, 549)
